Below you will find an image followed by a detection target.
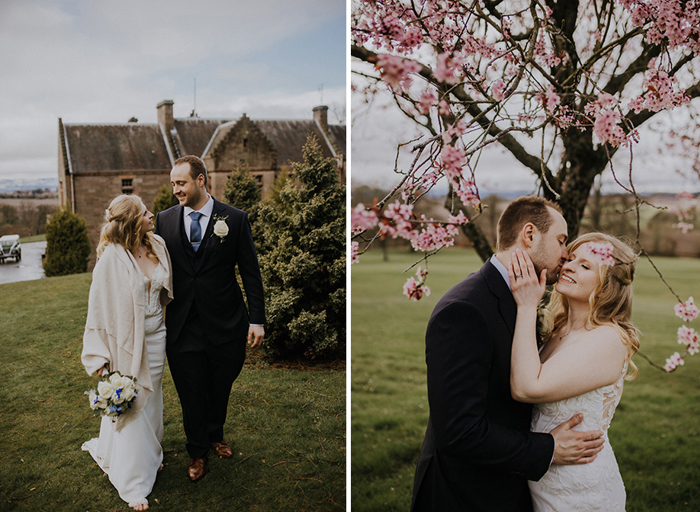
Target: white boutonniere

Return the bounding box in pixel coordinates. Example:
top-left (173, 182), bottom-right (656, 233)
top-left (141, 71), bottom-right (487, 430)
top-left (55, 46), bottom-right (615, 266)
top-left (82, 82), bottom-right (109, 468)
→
top-left (211, 214), bottom-right (229, 242)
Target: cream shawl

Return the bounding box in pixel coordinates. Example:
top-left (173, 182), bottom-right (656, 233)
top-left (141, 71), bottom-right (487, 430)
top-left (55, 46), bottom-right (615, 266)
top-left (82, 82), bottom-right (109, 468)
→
top-left (81, 235), bottom-right (173, 431)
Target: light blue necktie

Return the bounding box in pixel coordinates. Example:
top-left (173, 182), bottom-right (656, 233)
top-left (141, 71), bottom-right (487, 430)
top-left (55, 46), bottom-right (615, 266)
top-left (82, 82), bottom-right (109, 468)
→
top-left (190, 211), bottom-right (202, 251)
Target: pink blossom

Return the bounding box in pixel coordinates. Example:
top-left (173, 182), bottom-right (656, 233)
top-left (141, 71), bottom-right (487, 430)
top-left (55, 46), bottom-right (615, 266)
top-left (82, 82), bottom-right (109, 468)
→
top-left (663, 352), bottom-right (685, 372)
top-left (417, 88), bottom-right (437, 115)
top-left (455, 185), bottom-right (481, 210)
top-left (380, 201), bottom-right (416, 240)
top-left (381, 14), bottom-right (404, 41)
top-left (411, 222), bottom-right (457, 252)
top-left (375, 54), bottom-right (422, 93)
top-left (351, 241), bottom-right (359, 264)
top-left (593, 109), bottom-right (626, 147)
top-left (352, 203), bottom-right (379, 234)
top-left (402, 26), bottom-right (423, 49)
top-left (621, 0), bottom-right (700, 55)
top-left (677, 326), bottom-right (700, 355)
top-left (673, 222), bottom-right (694, 234)
top-left (628, 68), bottom-right (689, 114)
top-left (492, 79), bottom-right (506, 101)
top-left (675, 297), bottom-right (699, 322)
top-left (403, 267), bottom-right (430, 301)
top-left (440, 145), bottom-right (467, 181)
top-left (540, 85), bottom-right (560, 113)
top-left (441, 120), bottom-right (469, 144)
top-left (448, 211), bottom-right (469, 225)
top-left (597, 92), bottom-right (618, 109)
top-left (434, 53), bottom-right (462, 84)
top-left (677, 192), bottom-right (695, 201)
top-left (438, 100), bottom-right (451, 116)
top-left (585, 242), bottom-right (616, 266)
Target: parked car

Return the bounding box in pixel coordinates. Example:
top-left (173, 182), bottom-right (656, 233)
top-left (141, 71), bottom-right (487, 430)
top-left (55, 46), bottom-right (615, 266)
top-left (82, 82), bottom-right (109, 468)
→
top-left (0, 235), bottom-right (21, 263)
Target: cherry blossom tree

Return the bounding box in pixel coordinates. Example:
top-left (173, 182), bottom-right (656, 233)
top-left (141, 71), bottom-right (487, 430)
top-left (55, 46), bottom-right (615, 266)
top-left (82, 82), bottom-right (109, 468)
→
top-left (351, 0), bottom-right (700, 371)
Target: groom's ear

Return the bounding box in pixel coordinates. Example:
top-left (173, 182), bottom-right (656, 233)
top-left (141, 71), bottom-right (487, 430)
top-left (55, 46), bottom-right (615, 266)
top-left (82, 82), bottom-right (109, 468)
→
top-left (521, 222), bottom-right (536, 248)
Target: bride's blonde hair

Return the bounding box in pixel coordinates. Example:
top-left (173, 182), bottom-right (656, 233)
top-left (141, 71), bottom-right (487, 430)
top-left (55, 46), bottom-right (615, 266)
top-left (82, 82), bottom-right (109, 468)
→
top-left (97, 194), bottom-right (156, 259)
top-left (543, 232), bottom-right (640, 379)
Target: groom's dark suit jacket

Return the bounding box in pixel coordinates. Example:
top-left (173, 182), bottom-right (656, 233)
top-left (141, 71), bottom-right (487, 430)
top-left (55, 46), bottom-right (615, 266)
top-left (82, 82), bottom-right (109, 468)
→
top-left (411, 260), bottom-right (554, 512)
top-left (155, 198), bottom-right (265, 345)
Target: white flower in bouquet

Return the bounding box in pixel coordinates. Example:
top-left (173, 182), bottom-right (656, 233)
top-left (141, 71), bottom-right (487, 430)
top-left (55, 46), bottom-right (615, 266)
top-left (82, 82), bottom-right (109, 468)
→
top-left (120, 380), bottom-right (137, 403)
top-left (88, 390), bottom-right (108, 410)
top-left (85, 371), bottom-right (138, 417)
top-left (97, 380), bottom-right (116, 400)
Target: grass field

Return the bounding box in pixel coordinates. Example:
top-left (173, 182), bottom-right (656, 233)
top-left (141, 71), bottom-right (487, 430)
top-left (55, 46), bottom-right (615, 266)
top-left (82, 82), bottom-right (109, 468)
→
top-left (19, 234), bottom-right (46, 243)
top-left (351, 248), bottom-right (700, 511)
top-left (0, 273), bottom-right (345, 511)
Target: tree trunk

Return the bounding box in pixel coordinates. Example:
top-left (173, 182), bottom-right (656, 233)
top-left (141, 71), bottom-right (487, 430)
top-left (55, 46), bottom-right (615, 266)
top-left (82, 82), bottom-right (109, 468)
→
top-left (553, 130), bottom-right (609, 240)
top-left (444, 189), bottom-right (494, 263)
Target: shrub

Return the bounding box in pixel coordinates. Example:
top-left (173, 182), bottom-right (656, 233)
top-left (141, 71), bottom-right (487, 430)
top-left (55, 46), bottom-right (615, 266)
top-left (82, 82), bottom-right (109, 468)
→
top-left (255, 136), bottom-right (345, 360)
top-left (42, 208), bottom-right (91, 277)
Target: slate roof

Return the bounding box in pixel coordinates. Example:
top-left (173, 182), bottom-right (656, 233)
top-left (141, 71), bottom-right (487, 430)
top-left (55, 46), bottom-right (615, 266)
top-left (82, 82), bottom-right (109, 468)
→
top-left (203, 119), bottom-right (347, 169)
top-left (172, 118), bottom-right (232, 158)
top-left (62, 113), bottom-right (346, 173)
top-left (255, 120), bottom-right (339, 166)
top-left (63, 124), bottom-right (171, 173)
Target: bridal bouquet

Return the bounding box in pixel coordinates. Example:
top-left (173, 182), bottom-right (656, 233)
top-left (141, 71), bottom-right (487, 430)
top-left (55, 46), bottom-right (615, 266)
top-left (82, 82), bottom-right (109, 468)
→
top-left (84, 371), bottom-right (138, 417)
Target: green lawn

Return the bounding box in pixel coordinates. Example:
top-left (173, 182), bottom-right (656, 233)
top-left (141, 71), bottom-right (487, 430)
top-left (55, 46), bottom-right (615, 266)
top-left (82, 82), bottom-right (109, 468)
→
top-left (19, 234), bottom-right (46, 243)
top-left (351, 248), bottom-right (700, 511)
top-left (0, 273), bottom-right (345, 511)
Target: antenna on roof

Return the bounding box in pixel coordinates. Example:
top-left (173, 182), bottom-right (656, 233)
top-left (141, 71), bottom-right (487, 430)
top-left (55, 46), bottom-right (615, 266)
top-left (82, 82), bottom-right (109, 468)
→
top-left (190, 77), bottom-right (197, 118)
top-left (318, 83), bottom-right (325, 104)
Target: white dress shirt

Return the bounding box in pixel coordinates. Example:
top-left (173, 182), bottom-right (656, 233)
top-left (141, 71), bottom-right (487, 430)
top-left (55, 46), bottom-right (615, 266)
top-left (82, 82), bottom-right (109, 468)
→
top-left (183, 194), bottom-right (214, 242)
top-left (490, 254), bottom-right (512, 291)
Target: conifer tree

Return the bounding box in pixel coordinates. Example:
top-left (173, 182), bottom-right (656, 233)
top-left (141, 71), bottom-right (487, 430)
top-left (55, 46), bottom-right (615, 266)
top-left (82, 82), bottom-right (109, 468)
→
top-left (222, 163), bottom-right (261, 221)
top-left (152, 183), bottom-right (178, 216)
top-left (43, 208), bottom-right (91, 277)
top-left (255, 136), bottom-right (345, 360)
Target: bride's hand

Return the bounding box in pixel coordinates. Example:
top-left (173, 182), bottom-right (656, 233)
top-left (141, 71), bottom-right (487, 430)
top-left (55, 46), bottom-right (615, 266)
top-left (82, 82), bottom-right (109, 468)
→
top-left (97, 363), bottom-right (110, 377)
top-left (508, 248), bottom-right (547, 308)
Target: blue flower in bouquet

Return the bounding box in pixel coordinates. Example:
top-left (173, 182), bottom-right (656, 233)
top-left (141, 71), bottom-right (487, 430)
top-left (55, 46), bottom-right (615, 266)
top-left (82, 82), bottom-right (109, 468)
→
top-left (84, 371), bottom-right (138, 417)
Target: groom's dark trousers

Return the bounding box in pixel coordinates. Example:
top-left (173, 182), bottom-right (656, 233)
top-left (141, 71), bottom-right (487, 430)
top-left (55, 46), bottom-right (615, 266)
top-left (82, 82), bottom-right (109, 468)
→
top-left (411, 260), bottom-right (554, 512)
top-left (155, 198), bottom-right (265, 459)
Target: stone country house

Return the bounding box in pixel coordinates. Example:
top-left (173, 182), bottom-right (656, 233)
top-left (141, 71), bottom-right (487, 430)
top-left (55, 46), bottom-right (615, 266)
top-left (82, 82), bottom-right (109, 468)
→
top-left (58, 100), bottom-right (346, 267)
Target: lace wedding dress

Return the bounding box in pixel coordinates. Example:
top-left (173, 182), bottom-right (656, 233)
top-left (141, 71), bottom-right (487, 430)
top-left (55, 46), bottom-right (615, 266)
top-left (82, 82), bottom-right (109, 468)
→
top-left (529, 365), bottom-right (628, 512)
top-left (82, 264), bottom-right (167, 508)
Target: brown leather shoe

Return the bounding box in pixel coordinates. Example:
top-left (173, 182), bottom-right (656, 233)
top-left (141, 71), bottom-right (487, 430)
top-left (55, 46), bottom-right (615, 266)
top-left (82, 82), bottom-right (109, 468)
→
top-left (188, 458), bottom-right (206, 482)
top-left (210, 440), bottom-right (233, 458)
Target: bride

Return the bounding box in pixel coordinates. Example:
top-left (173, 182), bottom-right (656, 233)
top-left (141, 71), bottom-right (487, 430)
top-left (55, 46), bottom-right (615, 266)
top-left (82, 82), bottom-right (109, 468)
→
top-left (508, 232), bottom-right (639, 511)
top-left (81, 194), bottom-right (173, 510)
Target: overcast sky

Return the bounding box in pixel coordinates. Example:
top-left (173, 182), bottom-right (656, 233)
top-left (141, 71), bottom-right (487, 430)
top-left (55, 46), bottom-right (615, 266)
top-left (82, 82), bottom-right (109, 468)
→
top-left (0, 0), bottom-right (346, 182)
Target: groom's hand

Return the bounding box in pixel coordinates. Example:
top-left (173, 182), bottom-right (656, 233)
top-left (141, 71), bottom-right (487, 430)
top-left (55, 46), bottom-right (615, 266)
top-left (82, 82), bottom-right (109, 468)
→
top-left (550, 413), bottom-right (605, 465)
top-left (248, 325), bottom-right (265, 348)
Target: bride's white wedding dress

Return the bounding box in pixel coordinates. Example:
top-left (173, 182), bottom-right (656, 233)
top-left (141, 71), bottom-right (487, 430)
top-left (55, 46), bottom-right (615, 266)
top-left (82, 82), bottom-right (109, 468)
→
top-left (82, 264), bottom-right (166, 508)
top-left (529, 365), bottom-right (628, 512)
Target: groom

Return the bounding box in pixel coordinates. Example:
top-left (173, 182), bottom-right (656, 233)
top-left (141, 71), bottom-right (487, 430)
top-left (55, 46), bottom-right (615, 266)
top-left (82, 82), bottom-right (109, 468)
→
top-left (411, 196), bottom-right (605, 511)
top-left (155, 155), bottom-right (265, 482)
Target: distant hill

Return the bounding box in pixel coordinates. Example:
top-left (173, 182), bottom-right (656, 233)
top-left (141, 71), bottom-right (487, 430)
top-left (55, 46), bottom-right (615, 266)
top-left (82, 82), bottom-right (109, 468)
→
top-left (0, 177), bottom-right (58, 194)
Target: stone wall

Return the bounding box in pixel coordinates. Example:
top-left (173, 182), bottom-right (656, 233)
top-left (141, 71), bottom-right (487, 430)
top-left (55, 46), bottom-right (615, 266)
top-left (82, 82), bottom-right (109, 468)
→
top-left (73, 170), bottom-right (170, 268)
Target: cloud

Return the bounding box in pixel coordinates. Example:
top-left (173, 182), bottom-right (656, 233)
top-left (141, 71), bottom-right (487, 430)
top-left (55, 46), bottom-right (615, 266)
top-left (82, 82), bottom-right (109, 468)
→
top-left (0, 0), bottom-right (346, 181)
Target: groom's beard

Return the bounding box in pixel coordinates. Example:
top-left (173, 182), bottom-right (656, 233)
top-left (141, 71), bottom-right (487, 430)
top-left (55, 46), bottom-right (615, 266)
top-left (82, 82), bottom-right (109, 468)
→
top-left (531, 247), bottom-right (563, 285)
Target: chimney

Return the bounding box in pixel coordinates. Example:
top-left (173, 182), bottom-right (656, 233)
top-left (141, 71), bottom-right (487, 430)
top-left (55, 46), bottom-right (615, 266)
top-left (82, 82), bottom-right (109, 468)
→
top-left (313, 105), bottom-right (328, 132)
top-left (157, 100), bottom-right (174, 132)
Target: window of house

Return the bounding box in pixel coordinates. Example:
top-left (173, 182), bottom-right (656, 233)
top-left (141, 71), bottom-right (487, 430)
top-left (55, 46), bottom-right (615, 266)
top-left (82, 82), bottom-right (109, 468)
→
top-left (121, 178), bottom-right (133, 194)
